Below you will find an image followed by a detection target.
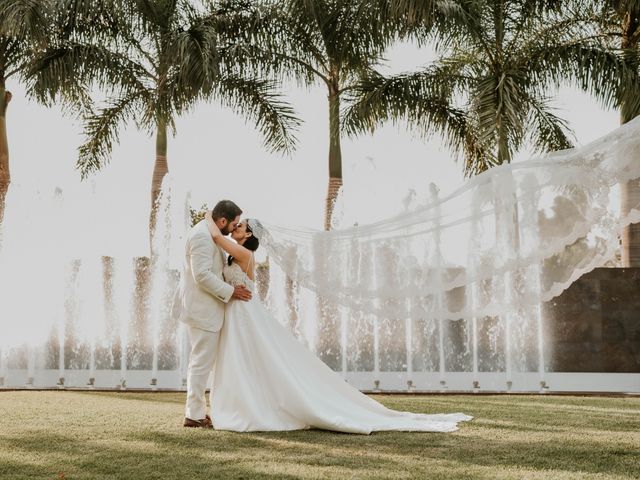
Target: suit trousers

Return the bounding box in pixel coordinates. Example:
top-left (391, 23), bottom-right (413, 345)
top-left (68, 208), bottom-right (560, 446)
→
top-left (185, 325), bottom-right (220, 420)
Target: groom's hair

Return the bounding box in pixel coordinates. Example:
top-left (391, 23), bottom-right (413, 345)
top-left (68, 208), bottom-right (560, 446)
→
top-left (212, 200), bottom-right (242, 222)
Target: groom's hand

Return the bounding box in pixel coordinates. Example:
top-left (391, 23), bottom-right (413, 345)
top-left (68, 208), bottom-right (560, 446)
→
top-left (232, 285), bottom-right (252, 302)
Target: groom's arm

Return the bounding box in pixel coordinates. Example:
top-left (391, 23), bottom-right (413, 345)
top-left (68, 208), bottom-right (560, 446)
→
top-left (188, 233), bottom-right (234, 303)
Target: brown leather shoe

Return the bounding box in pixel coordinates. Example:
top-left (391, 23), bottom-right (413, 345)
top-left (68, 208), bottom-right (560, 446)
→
top-left (183, 416), bottom-right (213, 429)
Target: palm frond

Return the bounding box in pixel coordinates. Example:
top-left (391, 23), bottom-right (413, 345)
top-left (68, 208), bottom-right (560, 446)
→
top-left (344, 70), bottom-right (469, 153)
top-left (26, 43), bottom-right (152, 108)
top-left (205, 1), bottom-right (327, 85)
top-left (330, 1), bottom-right (396, 75)
top-left (470, 73), bottom-right (528, 164)
top-left (167, 17), bottom-right (221, 96)
top-left (524, 40), bottom-right (640, 111)
top-left (608, 0), bottom-right (640, 15)
top-left (214, 75), bottom-right (301, 154)
top-left (390, 0), bottom-right (466, 27)
top-left (0, 0), bottom-right (51, 43)
top-left (525, 96), bottom-right (575, 153)
top-left (77, 92), bottom-right (146, 178)
top-left (54, 0), bottom-right (127, 44)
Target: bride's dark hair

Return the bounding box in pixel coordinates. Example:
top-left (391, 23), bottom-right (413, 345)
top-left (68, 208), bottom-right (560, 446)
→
top-left (228, 223), bottom-right (259, 266)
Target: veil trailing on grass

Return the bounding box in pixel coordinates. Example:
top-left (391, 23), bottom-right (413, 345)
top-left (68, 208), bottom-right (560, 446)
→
top-left (253, 117), bottom-right (640, 320)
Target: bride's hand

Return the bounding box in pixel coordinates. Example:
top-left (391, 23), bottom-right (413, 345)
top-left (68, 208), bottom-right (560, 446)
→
top-left (205, 210), bottom-right (222, 238)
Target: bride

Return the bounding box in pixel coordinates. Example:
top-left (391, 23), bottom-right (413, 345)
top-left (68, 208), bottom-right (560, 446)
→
top-left (204, 212), bottom-right (472, 434)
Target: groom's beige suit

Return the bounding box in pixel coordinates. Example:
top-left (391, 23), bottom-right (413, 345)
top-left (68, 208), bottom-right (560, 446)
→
top-left (176, 220), bottom-right (234, 421)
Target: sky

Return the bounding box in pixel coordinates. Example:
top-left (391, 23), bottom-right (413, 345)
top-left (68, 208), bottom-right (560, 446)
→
top-left (4, 41), bottom-right (621, 257)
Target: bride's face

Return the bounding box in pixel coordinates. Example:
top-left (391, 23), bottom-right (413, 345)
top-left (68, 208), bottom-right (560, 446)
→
top-left (231, 221), bottom-right (251, 244)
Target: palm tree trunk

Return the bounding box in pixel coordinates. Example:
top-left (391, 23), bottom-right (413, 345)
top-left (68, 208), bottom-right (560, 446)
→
top-left (496, 120), bottom-right (521, 252)
top-left (496, 112), bottom-right (510, 165)
top-left (324, 79), bottom-right (343, 231)
top-left (621, 180), bottom-right (640, 266)
top-left (0, 82), bottom-right (11, 224)
top-left (139, 122), bottom-right (169, 352)
top-left (149, 120), bottom-right (168, 243)
top-left (317, 77), bottom-right (343, 371)
top-left (620, 11), bottom-right (640, 267)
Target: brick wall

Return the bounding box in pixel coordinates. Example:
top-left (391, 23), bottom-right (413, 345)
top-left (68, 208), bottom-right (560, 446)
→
top-left (543, 268), bottom-right (640, 372)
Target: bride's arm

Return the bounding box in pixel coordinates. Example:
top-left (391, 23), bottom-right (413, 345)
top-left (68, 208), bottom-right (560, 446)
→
top-left (205, 210), bottom-right (252, 263)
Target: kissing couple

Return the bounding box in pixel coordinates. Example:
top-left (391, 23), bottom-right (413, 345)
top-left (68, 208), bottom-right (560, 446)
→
top-left (174, 200), bottom-right (472, 433)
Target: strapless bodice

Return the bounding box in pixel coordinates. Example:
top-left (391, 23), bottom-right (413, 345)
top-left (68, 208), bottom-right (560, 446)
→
top-left (223, 262), bottom-right (254, 292)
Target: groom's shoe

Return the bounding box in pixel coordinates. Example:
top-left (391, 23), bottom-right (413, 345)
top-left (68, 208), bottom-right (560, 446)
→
top-left (204, 414), bottom-right (212, 428)
top-left (183, 416), bottom-right (213, 429)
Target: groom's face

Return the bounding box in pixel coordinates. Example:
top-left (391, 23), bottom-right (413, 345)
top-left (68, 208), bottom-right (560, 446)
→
top-left (220, 215), bottom-right (241, 235)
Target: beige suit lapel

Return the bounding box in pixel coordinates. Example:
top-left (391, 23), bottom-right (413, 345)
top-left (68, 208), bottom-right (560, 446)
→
top-left (197, 220), bottom-right (226, 265)
top-left (216, 244), bottom-right (227, 264)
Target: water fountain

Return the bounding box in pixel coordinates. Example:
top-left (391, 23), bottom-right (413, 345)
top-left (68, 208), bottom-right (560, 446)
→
top-left (1, 118), bottom-right (640, 393)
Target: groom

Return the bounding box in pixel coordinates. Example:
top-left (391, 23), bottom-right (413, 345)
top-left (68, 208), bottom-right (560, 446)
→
top-left (176, 199), bottom-right (252, 428)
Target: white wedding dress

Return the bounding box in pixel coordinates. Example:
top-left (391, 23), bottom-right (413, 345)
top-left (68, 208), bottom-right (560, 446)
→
top-left (210, 262), bottom-right (472, 434)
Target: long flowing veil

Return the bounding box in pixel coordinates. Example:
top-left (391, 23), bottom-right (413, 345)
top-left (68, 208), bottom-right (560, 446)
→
top-left (249, 117), bottom-right (640, 321)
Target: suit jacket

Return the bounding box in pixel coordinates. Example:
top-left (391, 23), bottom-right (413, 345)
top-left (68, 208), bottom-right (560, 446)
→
top-left (175, 220), bottom-right (234, 332)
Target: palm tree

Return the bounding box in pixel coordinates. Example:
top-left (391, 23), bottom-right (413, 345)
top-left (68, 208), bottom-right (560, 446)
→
top-left (0, 0), bottom-right (53, 223)
top-left (347, 0), bottom-right (639, 176)
top-left (28, 0), bottom-right (300, 238)
top-left (233, 0), bottom-right (410, 230)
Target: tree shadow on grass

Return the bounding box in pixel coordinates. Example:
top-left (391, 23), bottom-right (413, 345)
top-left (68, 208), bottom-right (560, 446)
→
top-left (3, 422), bottom-right (640, 480)
top-left (236, 428), bottom-right (640, 478)
top-left (0, 459), bottom-right (57, 480)
top-left (122, 424), bottom-right (640, 479)
top-left (126, 429), bottom-right (412, 473)
top-left (1, 431), bottom-right (313, 480)
top-left (75, 391), bottom-right (185, 406)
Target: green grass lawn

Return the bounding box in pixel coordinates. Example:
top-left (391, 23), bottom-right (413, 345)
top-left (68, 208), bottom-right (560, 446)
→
top-left (0, 392), bottom-right (638, 479)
